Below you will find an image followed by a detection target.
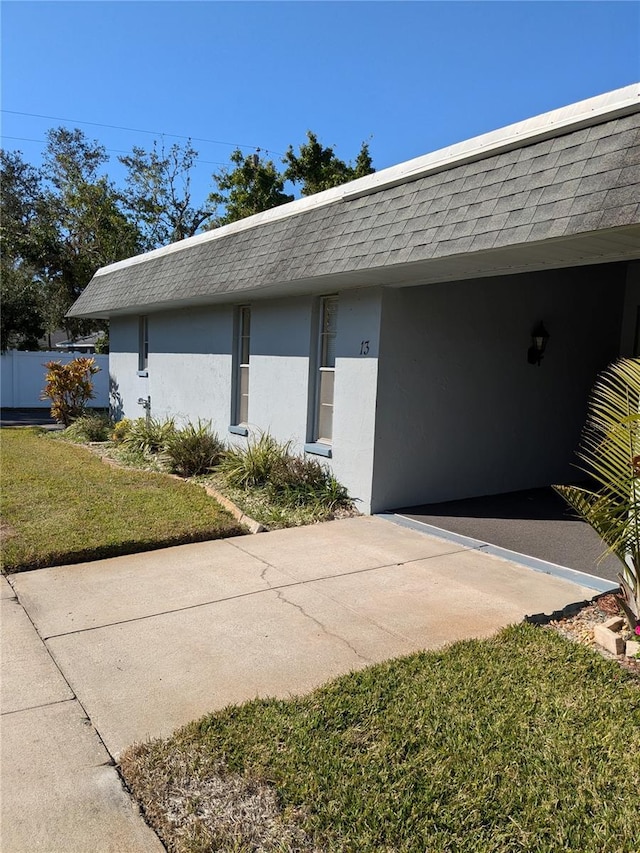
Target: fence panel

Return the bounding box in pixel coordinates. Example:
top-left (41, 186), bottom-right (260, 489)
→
top-left (0, 351), bottom-right (109, 409)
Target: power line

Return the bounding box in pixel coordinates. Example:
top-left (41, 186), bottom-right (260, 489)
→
top-left (1, 109), bottom-right (284, 156)
top-left (1, 135), bottom-right (230, 167)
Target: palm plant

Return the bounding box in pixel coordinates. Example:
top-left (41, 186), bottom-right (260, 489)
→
top-left (554, 358), bottom-right (640, 629)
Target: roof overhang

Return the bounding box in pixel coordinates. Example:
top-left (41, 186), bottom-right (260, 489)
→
top-left (85, 224), bottom-right (640, 319)
top-left (89, 83), bottom-right (640, 282)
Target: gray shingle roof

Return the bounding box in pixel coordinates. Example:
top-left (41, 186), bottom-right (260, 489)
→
top-left (69, 109), bottom-right (640, 318)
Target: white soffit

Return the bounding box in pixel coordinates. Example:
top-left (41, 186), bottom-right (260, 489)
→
top-left (95, 83), bottom-right (639, 279)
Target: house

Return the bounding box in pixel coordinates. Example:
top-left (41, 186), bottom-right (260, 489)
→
top-left (68, 85), bottom-right (640, 514)
top-left (54, 333), bottom-right (102, 354)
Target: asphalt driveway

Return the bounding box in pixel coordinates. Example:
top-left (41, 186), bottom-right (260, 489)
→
top-left (1, 516), bottom-right (611, 852)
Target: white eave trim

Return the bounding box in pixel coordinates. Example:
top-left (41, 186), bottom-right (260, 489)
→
top-left (94, 83), bottom-right (639, 279)
top-left (343, 83), bottom-right (640, 200)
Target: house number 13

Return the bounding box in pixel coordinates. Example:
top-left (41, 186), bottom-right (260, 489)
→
top-left (360, 340), bottom-right (370, 355)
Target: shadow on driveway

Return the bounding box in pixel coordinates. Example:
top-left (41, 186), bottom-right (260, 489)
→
top-left (395, 486), bottom-right (620, 584)
top-left (1, 408), bottom-right (63, 430)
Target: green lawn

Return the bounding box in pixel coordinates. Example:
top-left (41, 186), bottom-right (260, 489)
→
top-left (121, 624), bottom-right (640, 853)
top-left (1, 428), bottom-right (245, 573)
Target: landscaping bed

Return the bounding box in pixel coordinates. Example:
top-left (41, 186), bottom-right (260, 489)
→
top-left (120, 622), bottom-right (640, 853)
top-left (66, 416), bottom-right (357, 531)
top-left (0, 428), bottom-right (246, 573)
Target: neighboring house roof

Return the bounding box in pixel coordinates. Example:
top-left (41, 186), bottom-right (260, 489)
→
top-left (69, 84), bottom-right (640, 319)
top-left (54, 333), bottom-right (100, 352)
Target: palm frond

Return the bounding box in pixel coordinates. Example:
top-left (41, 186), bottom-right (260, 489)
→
top-left (555, 357), bottom-right (640, 623)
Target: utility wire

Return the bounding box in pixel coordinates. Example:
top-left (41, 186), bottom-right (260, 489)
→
top-left (1, 109), bottom-right (284, 156)
top-left (1, 135), bottom-right (230, 167)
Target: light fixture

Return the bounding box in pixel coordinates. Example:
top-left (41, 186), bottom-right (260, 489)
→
top-left (527, 321), bottom-right (549, 366)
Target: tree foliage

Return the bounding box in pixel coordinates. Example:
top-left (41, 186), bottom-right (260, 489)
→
top-left (555, 357), bottom-right (640, 627)
top-left (283, 131), bottom-right (374, 196)
top-left (119, 141), bottom-right (216, 247)
top-left (1, 125), bottom-right (374, 349)
top-left (41, 128), bottom-right (141, 330)
top-left (209, 149), bottom-right (294, 226)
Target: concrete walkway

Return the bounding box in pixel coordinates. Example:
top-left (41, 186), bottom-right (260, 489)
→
top-left (1, 516), bottom-right (607, 852)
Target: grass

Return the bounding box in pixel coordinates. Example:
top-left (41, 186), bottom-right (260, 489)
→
top-left (0, 428), bottom-right (246, 573)
top-left (120, 624), bottom-right (640, 853)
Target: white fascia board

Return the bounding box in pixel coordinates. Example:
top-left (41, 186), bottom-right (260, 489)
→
top-left (94, 83), bottom-right (639, 279)
top-left (343, 83), bottom-right (640, 200)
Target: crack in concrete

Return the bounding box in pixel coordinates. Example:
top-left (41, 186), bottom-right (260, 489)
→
top-left (39, 552), bottom-right (460, 641)
top-left (1, 697), bottom-right (77, 717)
top-left (273, 587), bottom-right (373, 665)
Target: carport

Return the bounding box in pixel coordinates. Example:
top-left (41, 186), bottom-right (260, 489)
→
top-left (370, 257), bottom-right (639, 584)
top-left (392, 486), bottom-right (620, 584)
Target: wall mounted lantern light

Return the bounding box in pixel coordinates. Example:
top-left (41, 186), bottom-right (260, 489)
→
top-left (527, 321), bottom-right (550, 366)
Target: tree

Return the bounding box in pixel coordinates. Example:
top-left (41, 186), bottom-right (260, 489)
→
top-left (119, 140), bottom-right (216, 248)
top-left (209, 149), bottom-right (294, 226)
top-left (282, 131), bottom-right (374, 196)
top-left (0, 261), bottom-right (45, 351)
top-left (555, 358), bottom-right (640, 629)
top-left (0, 149), bottom-right (49, 349)
top-left (40, 128), bottom-right (142, 336)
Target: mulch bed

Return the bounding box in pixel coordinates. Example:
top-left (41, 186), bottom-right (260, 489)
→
top-left (547, 592), bottom-right (640, 678)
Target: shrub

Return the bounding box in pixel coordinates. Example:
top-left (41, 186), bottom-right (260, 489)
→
top-left (220, 433), bottom-right (290, 489)
top-left (122, 417), bottom-right (176, 455)
top-left (112, 418), bottom-right (132, 444)
top-left (164, 421), bottom-right (225, 477)
top-left (64, 412), bottom-right (113, 443)
top-left (41, 357), bottom-right (100, 426)
top-left (220, 432), bottom-right (352, 513)
top-left (266, 454), bottom-right (350, 509)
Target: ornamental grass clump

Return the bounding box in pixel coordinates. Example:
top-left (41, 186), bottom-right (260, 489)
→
top-left (220, 433), bottom-right (289, 489)
top-left (220, 432), bottom-right (352, 514)
top-left (555, 357), bottom-right (640, 630)
top-left (164, 421), bottom-right (225, 477)
top-left (122, 417), bottom-right (176, 455)
top-left (63, 412), bottom-right (113, 443)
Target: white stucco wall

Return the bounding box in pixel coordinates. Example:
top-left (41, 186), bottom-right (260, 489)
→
top-left (107, 289), bottom-right (384, 512)
top-left (240, 289), bottom-right (383, 512)
top-left (109, 316), bottom-right (145, 420)
top-left (109, 308), bottom-right (234, 433)
top-left (330, 288), bottom-right (382, 512)
top-left (247, 297), bottom-right (313, 447)
top-left (371, 262), bottom-right (628, 512)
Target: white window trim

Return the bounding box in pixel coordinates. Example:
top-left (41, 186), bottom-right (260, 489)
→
top-left (230, 305), bottom-right (250, 433)
top-left (312, 295), bottom-right (338, 446)
top-left (137, 315), bottom-right (149, 375)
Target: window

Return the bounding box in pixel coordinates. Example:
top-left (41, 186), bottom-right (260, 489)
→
top-left (315, 296), bottom-right (338, 443)
top-left (138, 316), bottom-right (148, 373)
top-left (235, 305), bottom-right (251, 424)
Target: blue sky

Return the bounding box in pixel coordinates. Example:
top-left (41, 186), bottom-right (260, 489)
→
top-left (2, 1), bottom-right (639, 205)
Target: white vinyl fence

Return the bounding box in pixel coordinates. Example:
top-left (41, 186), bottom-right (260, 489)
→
top-left (1, 350), bottom-right (109, 409)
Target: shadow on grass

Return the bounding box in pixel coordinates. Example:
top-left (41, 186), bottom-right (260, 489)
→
top-left (2, 523), bottom-right (248, 575)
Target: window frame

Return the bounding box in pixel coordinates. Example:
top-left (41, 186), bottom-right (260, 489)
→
top-left (230, 304), bottom-right (251, 434)
top-left (312, 295), bottom-right (338, 447)
top-left (137, 315), bottom-right (149, 375)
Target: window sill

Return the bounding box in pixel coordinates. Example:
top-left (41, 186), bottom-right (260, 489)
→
top-left (137, 370), bottom-right (148, 377)
top-left (304, 442), bottom-right (332, 458)
top-left (228, 424), bottom-right (249, 437)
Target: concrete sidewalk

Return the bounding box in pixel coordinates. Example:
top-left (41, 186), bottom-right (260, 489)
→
top-left (2, 516), bottom-right (605, 852)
